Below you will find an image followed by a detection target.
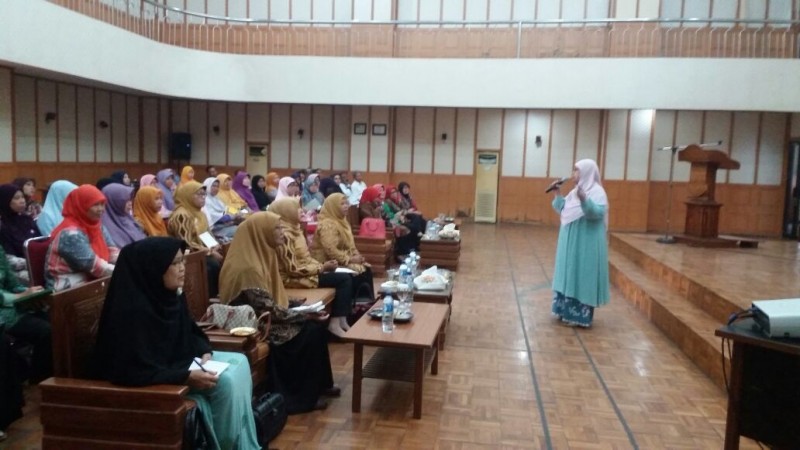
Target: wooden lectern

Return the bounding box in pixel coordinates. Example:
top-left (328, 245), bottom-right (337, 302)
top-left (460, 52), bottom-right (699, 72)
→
top-left (675, 145), bottom-right (740, 247)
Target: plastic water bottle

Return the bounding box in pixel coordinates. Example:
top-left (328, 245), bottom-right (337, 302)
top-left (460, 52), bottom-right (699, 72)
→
top-left (382, 292), bottom-right (395, 333)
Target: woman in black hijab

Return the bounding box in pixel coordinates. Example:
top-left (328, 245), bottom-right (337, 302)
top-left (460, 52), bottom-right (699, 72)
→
top-left (250, 175), bottom-right (270, 211)
top-left (92, 237), bottom-right (260, 450)
top-left (318, 177), bottom-right (343, 198)
top-left (0, 184), bottom-right (41, 258)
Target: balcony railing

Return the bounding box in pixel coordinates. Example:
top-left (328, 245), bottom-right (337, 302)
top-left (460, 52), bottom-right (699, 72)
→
top-left (50, 0), bottom-right (800, 59)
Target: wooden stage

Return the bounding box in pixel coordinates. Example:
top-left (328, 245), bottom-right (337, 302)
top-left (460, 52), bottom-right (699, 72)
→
top-left (609, 232), bottom-right (800, 390)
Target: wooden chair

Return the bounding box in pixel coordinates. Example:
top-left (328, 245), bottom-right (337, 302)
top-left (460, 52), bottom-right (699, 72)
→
top-left (182, 249), bottom-right (269, 387)
top-left (40, 278), bottom-right (193, 449)
top-left (347, 206), bottom-right (394, 277)
top-left (24, 235), bottom-right (52, 287)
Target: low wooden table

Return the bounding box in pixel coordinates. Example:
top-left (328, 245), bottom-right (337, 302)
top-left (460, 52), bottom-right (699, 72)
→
top-left (378, 281), bottom-right (454, 349)
top-left (344, 302), bottom-right (449, 419)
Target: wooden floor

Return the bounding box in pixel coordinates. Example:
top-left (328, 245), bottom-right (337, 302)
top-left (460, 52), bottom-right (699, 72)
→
top-left (4, 223), bottom-right (767, 449)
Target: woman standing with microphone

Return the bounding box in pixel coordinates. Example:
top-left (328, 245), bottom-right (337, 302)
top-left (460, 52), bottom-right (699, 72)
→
top-left (549, 159), bottom-right (610, 328)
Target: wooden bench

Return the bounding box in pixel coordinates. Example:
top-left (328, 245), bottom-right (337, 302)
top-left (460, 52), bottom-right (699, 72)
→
top-left (182, 250), bottom-right (336, 386)
top-left (41, 277), bottom-right (193, 449)
top-left (419, 237), bottom-right (461, 271)
top-left (182, 250), bottom-right (269, 386)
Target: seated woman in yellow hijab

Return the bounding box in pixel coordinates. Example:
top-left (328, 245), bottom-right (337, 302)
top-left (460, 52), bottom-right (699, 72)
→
top-left (179, 165), bottom-right (195, 187)
top-left (309, 193), bottom-right (374, 301)
top-left (215, 174), bottom-right (249, 215)
top-left (167, 181), bottom-right (223, 297)
top-left (270, 198), bottom-right (357, 338)
top-left (218, 212), bottom-right (339, 413)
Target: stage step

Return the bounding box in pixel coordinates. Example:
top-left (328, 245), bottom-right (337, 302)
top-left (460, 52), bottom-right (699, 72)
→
top-left (608, 247), bottom-right (728, 389)
top-left (609, 234), bottom-right (741, 324)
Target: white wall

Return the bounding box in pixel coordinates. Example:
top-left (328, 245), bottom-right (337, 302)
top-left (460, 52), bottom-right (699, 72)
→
top-left (2, 1), bottom-right (800, 112)
top-left (5, 69), bottom-right (790, 187)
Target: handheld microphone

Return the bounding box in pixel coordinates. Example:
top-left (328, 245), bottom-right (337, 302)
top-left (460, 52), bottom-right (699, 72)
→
top-left (545, 177), bottom-right (568, 193)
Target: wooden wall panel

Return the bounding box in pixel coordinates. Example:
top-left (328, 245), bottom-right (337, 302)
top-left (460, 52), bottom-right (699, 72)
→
top-left (37, 81), bottom-right (58, 162)
top-left (228, 103), bottom-right (246, 167)
top-left (0, 68), bottom-right (12, 162)
top-left (58, 84), bottom-right (77, 163)
top-left (14, 76), bottom-right (36, 162)
top-left (110, 93), bottom-right (127, 163)
top-left (141, 98), bottom-right (159, 164)
top-left (94, 90), bottom-right (111, 163)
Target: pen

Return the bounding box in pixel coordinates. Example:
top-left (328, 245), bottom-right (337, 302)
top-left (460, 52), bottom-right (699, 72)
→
top-left (193, 358), bottom-right (209, 373)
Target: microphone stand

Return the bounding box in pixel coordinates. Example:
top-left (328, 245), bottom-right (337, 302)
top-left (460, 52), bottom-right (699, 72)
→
top-left (655, 141), bottom-right (722, 245)
top-left (656, 146), bottom-right (678, 244)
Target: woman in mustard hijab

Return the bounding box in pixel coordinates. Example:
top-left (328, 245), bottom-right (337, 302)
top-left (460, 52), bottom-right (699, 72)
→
top-left (215, 174), bottom-right (248, 215)
top-left (270, 198), bottom-right (356, 338)
top-left (218, 212), bottom-right (339, 413)
top-left (179, 166), bottom-right (195, 187)
top-left (309, 193), bottom-right (374, 301)
top-left (167, 181), bottom-right (222, 297)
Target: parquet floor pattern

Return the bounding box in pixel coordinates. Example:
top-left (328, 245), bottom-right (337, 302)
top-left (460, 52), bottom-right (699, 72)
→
top-left (3, 223), bottom-right (760, 449)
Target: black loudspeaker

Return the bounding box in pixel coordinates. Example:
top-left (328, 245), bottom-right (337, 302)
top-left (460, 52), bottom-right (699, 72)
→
top-left (169, 133), bottom-right (192, 160)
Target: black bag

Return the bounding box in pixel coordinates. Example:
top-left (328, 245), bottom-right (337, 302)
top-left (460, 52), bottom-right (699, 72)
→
top-left (253, 392), bottom-right (288, 447)
top-left (182, 406), bottom-right (212, 450)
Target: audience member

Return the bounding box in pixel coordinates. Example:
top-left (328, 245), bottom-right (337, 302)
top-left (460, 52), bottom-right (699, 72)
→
top-left (11, 177), bottom-right (42, 219)
top-left (265, 172), bottom-right (280, 204)
top-left (206, 166), bottom-right (218, 178)
top-left (156, 169), bottom-right (176, 211)
top-left (215, 174), bottom-right (248, 214)
top-left (92, 237), bottom-right (260, 449)
top-left (101, 184), bottom-right (146, 248)
top-left (179, 166), bottom-right (195, 186)
top-left (318, 177), bottom-right (342, 198)
top-left (133, 186), bottom-right (168, 237)
top-left (250, 175), bottom-right (270, 211)
top-left (45, 185), bottom-right (118, 291)
top-left (110, 171), bottom-right (131, 186)
top-left (139, 174), bottom-right (158, 187)
top-left (0, 245), bottom-right (50, 384)
top-left (348, 171), bottom-right (366, 206)
top-left (168, 181), bottom-right (222, 297)
top-left (37, 180), bottom-right (78, 236)
top-left (275, 176), bottom-right (300, 201)
top-left (301, 174), bottom-right (324, 209)
top-left (0, 185), bottom-right (42, 284)
top-left (310, 194), bottom-right (374, 298)
top-left (201, 177), bottom-right (238, 243)
top-left (232, 172), bottom-right (259, 212)
top-left (270, 198), bottom-right (354, 338)
top-left (219, 212), bottom-right (339, 413)
top-left (0, 329), bottom-right (24, 443)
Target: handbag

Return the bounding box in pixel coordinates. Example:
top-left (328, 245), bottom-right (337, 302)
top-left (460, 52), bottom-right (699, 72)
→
top-left (359, 217), bottom-right (385, 239)
top-left (200, 304), bottom-right (271, 341)
top-left (252, 392), bottom-right (288, 447)
top-left (182, 406), bottom-right (212, 450)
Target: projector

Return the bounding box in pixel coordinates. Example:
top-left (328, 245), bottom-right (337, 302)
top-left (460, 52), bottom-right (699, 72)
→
top-left (752, 298), bottom-right (800, 338)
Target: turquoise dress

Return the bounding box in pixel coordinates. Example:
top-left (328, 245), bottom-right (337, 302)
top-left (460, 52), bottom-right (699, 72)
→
top-left (551, 196), bottom-right (610, 327)
top-left (187, 351), bottom-right (261, 450)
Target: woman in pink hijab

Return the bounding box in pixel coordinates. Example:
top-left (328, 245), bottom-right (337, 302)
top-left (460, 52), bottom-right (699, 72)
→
top-left (549, 159), bottom-right (609, 328)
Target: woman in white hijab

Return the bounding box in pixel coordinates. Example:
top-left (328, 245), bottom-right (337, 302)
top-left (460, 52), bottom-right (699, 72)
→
top-left (201, 177), bottom-right (238, 243)
top-left (549, 159), bottom-right (610, 328)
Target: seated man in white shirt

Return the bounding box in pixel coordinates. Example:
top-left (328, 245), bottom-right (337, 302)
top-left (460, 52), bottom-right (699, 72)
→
top-left (348, 171), bottom-right (367, 206)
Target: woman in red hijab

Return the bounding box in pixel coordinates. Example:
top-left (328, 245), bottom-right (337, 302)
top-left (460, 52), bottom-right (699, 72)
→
top-left (45, 185), bottom-right (120, 291)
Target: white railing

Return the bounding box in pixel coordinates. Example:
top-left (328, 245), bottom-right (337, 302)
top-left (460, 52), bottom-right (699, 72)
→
top-left (49, 0), bottom-right (800, 59)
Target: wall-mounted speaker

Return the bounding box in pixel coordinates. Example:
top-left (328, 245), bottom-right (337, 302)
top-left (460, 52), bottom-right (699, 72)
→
top-left (169, 133), bottom-right (192, 160)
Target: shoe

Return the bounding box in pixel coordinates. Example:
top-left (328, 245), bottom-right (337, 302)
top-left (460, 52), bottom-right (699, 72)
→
top-left (322, 385), bottom-right (341, 397)
top-left (313, 398), bottom-right (329, 410)
top-left (0, 430), bottom-right (6, 442)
